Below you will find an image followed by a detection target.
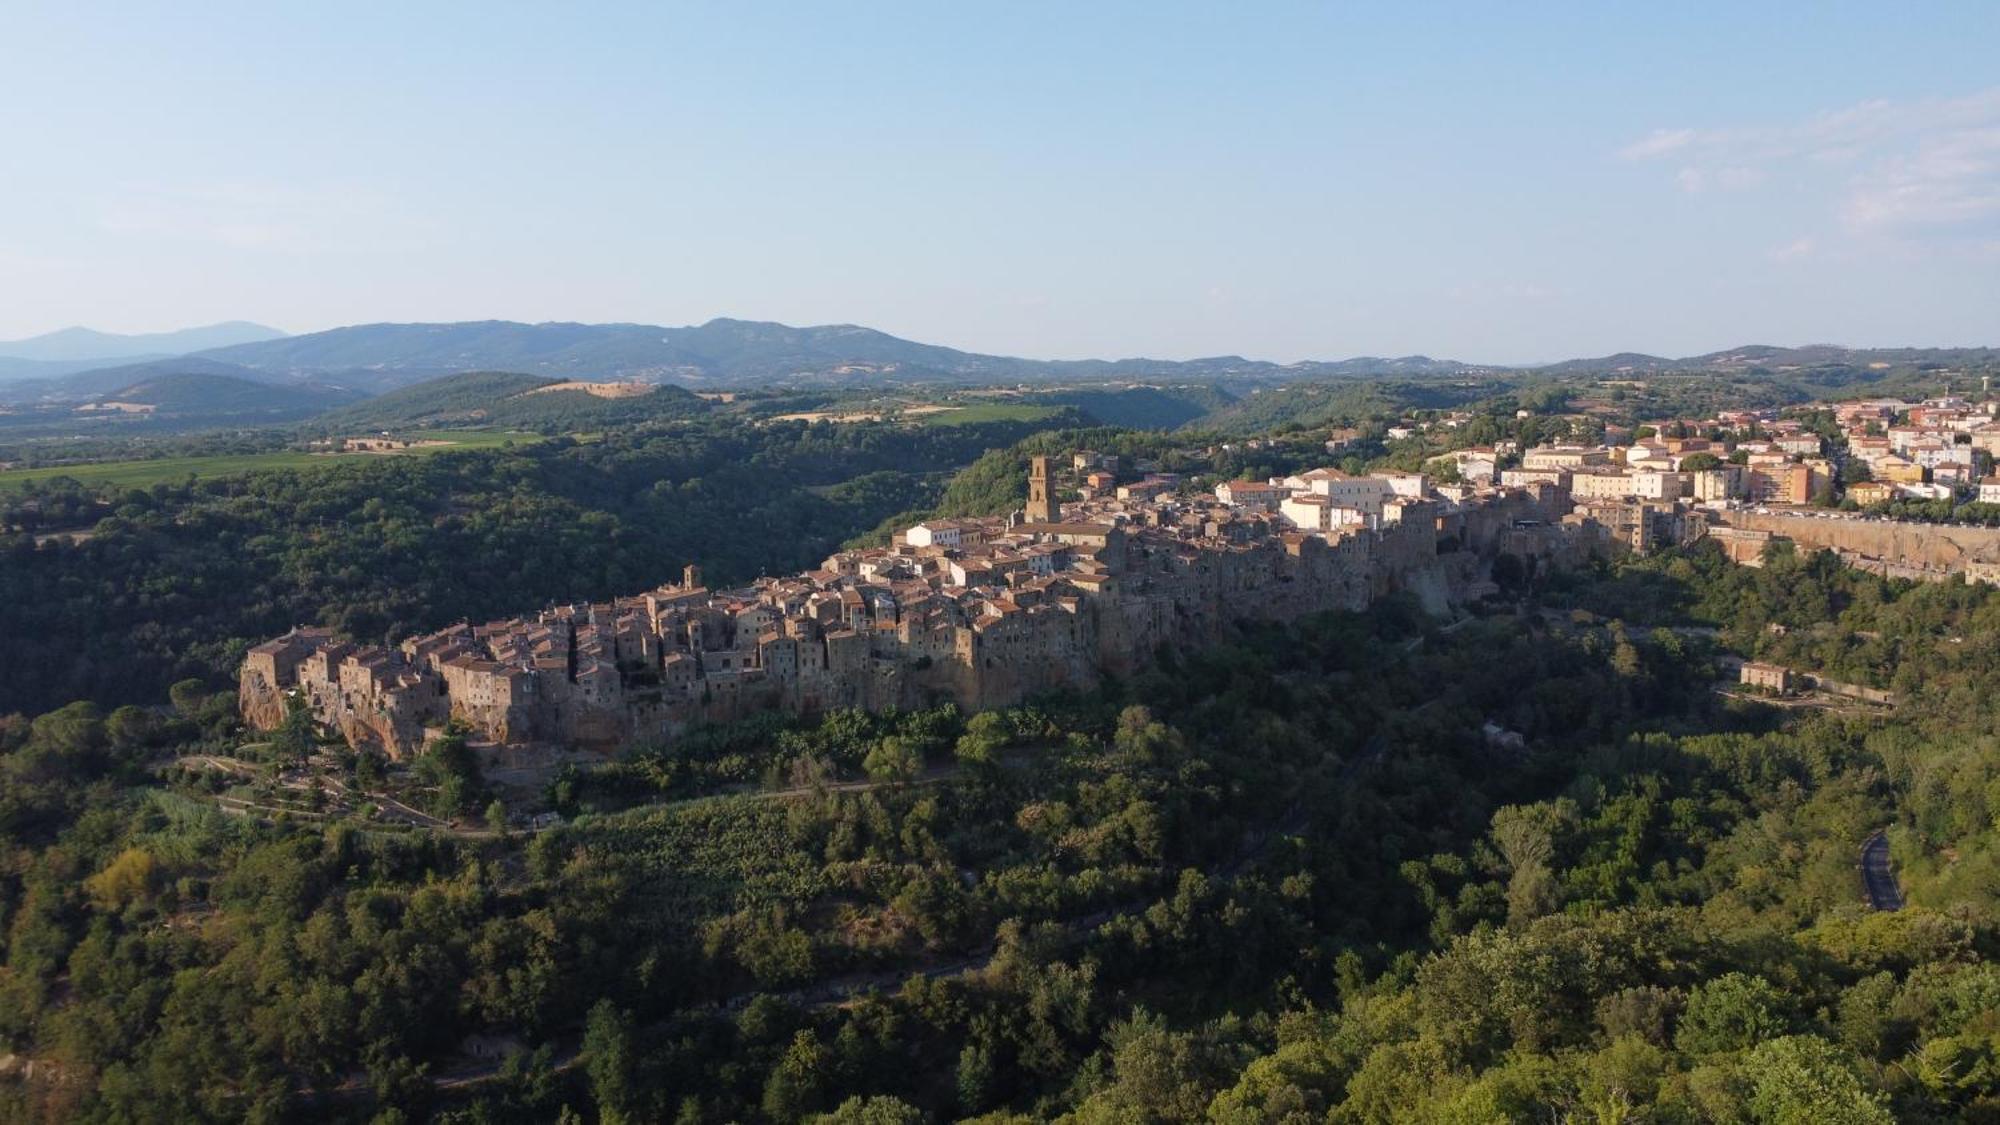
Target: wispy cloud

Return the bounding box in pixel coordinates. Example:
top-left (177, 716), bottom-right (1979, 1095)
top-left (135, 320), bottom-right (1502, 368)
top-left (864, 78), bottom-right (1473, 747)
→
top-left (1841, 125), bottom-right (2000, 237)
top-left (1619, 87), bottom-right (2000, 253)
top-left (1618, 128), bottom-right (1695, 161)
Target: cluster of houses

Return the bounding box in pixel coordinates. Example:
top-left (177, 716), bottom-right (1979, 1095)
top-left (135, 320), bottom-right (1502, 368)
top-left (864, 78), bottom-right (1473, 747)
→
top-left (243, 454), bottom-right (1644, 757)
top-left (1400, 393), bottom-right (2000, 516)
top-left (1827, 396), bottom-right (2000, 506)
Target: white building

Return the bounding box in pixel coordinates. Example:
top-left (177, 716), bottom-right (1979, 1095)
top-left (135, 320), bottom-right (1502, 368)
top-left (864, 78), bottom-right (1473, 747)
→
top-left (1381, 472), bottom-right (1429, 499)
top-left (1568, 470), bottom-right (1639, 500)
top-left (1522, 445), bottom-right (1611, 471)
top-left (1689, 466), bottom-right (1746, 502)
top-left (1283, 468), bottom-right (1394, 517)
top-left (1279, 493), bottom-right (1370, 533)
top-left (1214, 480), bottom-right (1291, 509)
top-left (905, 520), bottom-right (968, 548)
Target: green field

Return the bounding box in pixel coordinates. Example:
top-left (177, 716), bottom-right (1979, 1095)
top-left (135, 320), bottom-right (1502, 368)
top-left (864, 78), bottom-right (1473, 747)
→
top-left (0, 430), bottom-right (542, 490)
top-left (914, 403), bottom-right (1062, 426)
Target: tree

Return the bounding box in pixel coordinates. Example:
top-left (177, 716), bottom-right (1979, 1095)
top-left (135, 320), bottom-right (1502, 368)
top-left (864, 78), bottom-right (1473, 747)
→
top-left (811, 1096), bottom-right (924, 1124)
top-left (1677, 974), bottom-right (1790, 1056)
top-left (85, 847), bottom-right (162, 913)
top-left (862, 736), bottom-right (921, 785)
top-left (168, 678), bottom-right (211, 719)
top-left (419, 725), bottom-right (485, 818)
top-left (105, 705), bottom-right (161, 753)
top-left (273, 694), bottom-right (318, 763)
top-left (1742, 1036), bottom-right (1893, 1124)
top-left (954, 711), bottom-right (1009, 766)
top-left (583, 999), bottom-right (638, 1125)
top-left (956, 1041), bottom-right (995, 1115)
top-left (1491, 805), bottom-right (1562, 927)
top-left (763, 1030), bottom-right (831, 1122)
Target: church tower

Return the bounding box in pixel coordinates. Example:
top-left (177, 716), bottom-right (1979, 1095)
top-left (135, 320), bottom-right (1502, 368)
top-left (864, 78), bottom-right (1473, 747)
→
top-left (1026, 455), bottom-right (1055, 523)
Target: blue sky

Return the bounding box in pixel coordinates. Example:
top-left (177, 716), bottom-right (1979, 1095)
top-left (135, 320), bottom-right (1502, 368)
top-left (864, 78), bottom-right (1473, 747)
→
top-left (2, 3), bottom-right (1997, 362)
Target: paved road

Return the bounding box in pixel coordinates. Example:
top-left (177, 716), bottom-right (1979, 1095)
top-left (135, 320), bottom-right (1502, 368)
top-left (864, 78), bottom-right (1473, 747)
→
top-left (1861, 829), bottom-right (1903, 911)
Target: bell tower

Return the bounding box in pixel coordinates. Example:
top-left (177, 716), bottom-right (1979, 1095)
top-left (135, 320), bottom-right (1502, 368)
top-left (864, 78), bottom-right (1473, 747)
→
top-left (1026, 455), bottom-right (1055, 523)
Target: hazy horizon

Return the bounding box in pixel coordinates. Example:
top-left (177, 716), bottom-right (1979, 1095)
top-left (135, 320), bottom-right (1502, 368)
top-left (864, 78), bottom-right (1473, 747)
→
top-left (4, 4), bottom-right (1997, 365)
top-left (5, 315), bottom-right (1998, 372)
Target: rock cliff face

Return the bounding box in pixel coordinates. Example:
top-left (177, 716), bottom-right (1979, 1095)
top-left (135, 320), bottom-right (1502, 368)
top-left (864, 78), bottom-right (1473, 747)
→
top-left (1717, 510), bottom-right (2000, 574)
top-left (237, 665), bottom-right (291, 732)
top-left (243, 482), bottom-right (1594, 758)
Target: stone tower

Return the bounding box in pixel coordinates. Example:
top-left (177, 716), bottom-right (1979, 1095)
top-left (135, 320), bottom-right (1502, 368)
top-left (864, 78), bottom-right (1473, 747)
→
top-left (1026, 455), bottom-right (1055, 523)
top-left (683, 563), bottom-right (703, 590)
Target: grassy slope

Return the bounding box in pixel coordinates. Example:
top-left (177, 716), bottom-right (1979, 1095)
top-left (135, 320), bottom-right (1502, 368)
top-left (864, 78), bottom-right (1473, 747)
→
top-left (0, 430), bottom-right (541, 489)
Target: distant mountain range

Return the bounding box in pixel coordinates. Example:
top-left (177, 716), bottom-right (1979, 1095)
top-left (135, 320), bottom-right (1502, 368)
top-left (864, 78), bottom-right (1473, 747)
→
top-left (1534, 344), bottom-right (2000, 376)
top-left (171, 319), bottom-right (2000, 387)
top-left (184, 319), bottom-right (1505, 387)
top-left (4, 318), bottom-right (1997, 412)
top-left (0, 322), bottom-right (285, 379)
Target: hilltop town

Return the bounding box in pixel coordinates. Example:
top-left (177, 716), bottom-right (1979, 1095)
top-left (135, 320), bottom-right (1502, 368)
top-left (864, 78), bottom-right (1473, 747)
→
top-left (240, 454), bottom-right (1613, 757)
top-left (240, 387), bottom-right (2000, 761)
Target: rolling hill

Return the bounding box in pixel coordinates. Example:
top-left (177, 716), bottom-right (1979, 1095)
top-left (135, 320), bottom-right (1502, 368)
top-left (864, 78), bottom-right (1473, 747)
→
top-left (97, 372), bottom-right (364, 416)
top-left (309, 370), bottom-right (709, 431)
top-left (0, 371), bottom-right (364, 437)
top-left (0, 356), bottom-right (286, 405)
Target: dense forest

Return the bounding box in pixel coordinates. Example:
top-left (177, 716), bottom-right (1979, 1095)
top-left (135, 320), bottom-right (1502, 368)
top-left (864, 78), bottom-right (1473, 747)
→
top-left (1, 538), bottom-right (1996, 1122)
top-left (0, 413), bottom-right (1077, 716)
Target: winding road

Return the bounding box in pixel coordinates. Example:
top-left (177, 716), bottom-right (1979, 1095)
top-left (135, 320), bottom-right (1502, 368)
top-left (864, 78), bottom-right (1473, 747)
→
top-left (1860, 829), bottom-right (1903, 911)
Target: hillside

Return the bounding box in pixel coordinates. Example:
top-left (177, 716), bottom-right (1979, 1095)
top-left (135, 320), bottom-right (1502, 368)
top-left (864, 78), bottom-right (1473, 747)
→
top-left (1028, 384), bottom-right (1236, 429)
top-left (0, 371), bottom-right (364, 437)
top-left (311, 369), bottom-right (709, 431)
top-left (99, 372), bottom-right (363, 416)
top-left (0, 356), bottom-right (286, 405)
